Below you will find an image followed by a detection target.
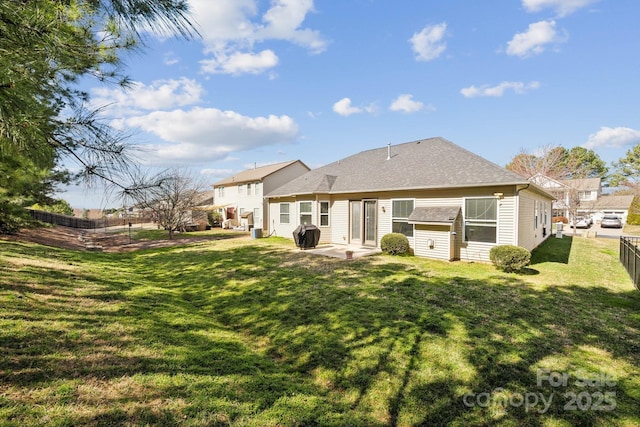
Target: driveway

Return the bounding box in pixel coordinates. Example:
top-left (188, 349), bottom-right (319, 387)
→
top-left (560, 223), bottom-right (622, 239)
top-left (593, 223), bottom-right (624, 239)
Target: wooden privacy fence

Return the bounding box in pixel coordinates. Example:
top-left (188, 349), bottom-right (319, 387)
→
top-left (619, 236), bottom-right (640, 292)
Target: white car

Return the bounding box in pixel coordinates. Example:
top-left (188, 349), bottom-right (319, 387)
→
top-left (570, 217), bottom-right (590, 229)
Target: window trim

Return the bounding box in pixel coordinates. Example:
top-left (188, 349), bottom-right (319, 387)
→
top-left (391, 198), bottom-right (415, 238)
top-left (279, 203), bottom-right (290, 224)
top-left (299, 201), bottom-right (313, 225)
top-left (319, 201), bottom-right (330, 227)
top-left (463, 197), bottom-right (498, 244)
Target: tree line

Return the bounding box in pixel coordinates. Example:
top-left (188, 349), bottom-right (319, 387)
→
top-left (505, 144), bottom-right (640, 192)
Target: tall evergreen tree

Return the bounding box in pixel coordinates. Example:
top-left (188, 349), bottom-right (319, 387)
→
top-left (610, 144), bottom-right (640, 187)
top-left (0, 0), bottom-right (197, 232)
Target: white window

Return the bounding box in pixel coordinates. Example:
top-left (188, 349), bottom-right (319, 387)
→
top-left (465, 198), bottom-right (497, 243)
top-left (253, 208), bottom-right (260, 221)
top-left (579, 191), bottom-right (592, 201)
top-left (247, 183), bottom-right (252, 195)
top-left (238, 184), bottom-right (243, 194)
top-left (299, 202), bottom-right (312, 225)
top-left (279, 203), bottom-right (290, 224)
top-left (392, 199), bottom-right (414, 237)
top-left (319, 201), bottom-right (330, 226)
top-left (217, 186), bottom-right (224, 197)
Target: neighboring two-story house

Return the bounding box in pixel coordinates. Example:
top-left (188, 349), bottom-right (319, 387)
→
top-left (530, 174), bottom-right (633, 224)
top-left (530, 175), bottom-right (602, 219)
top-left (212, 160), bottom-right (310, 230)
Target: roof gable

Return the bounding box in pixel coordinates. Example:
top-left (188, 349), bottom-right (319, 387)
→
top-left (267, 137), bottom-right (532, 197)
top-left (213, 160), bottom-right (309, 186)
top-left (559, 177), bottom-right (601, 191)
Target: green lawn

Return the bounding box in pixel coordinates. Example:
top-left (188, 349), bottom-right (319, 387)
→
top-left (0, 233), bottom-right (638, 426)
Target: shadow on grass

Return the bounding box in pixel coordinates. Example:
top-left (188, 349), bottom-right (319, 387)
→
top-left (0, 238), bottom-right (638, 426)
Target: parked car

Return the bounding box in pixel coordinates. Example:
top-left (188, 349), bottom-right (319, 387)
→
top-left (600, 215), bottom-right (623, 229)
top-left (570, 217), bottom-right (591, 228)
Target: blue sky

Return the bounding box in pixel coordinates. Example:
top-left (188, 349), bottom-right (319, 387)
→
top-left (62, 0), bottom-right (640, 208)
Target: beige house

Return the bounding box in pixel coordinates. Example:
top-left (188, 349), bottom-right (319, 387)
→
top-left (265, 138), bottom-right (554, 262)
top-left (530, 174), bottom-right (602, 219)
top-left (530, 174), bottom-right (634, 224)
top-left (213, 160), bottom-right (310, 230)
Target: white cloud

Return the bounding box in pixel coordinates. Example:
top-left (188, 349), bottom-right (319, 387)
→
top-left (389, 94), bottom-right (425, 113)
top-left (332, 98), bottom-right (377, 116)
top-left (200, 49), bottom-right (278, 75)
top-left (189, 0), bottom-right (327, 75)
top-left (522, 0), bottom-right (598, 17)
top-left (163, 51), bottom-right (180, 65)
top-left (506, 20), bottom-right (566, 57)
top-left (256, 0), bottom-right (326, 53)
top-left (584, 127), bottom-right (640, 149)
top-left (410, 22), bottom-right (447, 62)
top-left (115, 107), bottom-right (299, 163)
top-left (460, 81), bottom-right (541, 97)
top-left (200, 168), bottom-right (234, 177)
top-left (92, 78), bottom-right (204, 113)
top-left (333, 98), bottom-right (362, 116)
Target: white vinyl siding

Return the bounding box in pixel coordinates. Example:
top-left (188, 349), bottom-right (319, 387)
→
top-left (414, 225), bottom-right (453, 260)
top-left (331, 199), bottom-right (349, 244)
top-left (518, 190), bottom-right (552, 251)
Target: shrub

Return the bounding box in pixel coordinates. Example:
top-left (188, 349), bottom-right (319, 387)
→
top-left (489, 245), bottom-right (531, 273)
top-left (207, 211), bottom-right (222, 227)
top-left (627, 196), bottom-right (640, 225)
top-left (552, 216), bottom-right (568, 224)
top-left (381, 233), bottom-right (410, 255)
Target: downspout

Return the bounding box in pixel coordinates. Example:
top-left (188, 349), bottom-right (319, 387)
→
top-left (514, 184), bottom-right (531, 246)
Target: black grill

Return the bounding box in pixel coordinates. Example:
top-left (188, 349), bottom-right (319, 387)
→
top-left (293, 224), bottom-right (321, 249)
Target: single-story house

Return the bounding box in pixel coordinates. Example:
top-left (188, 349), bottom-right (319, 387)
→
top-left (265, 137), bottom-right (554, 262)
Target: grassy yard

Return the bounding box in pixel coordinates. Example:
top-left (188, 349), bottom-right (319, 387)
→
top-left (0, 232), bottom-right (638, 426)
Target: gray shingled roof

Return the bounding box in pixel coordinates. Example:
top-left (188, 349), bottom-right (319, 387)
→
top-left (559, 177), bottom-right (601, 191)
top-left (213, 160), bottom-right (308, 186)
top-left (408, 206), bottom-right (461, 224)
top-left (266, 137), bottom-right (531, 197)
top-left (593, 195), bottom-right (635, 210)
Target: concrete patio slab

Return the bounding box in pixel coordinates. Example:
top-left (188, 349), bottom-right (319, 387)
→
top-left (296, 244), bottom-right (381, 260)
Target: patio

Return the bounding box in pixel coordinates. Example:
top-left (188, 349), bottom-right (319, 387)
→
top-left (296, 244), bottom-right (381, 260)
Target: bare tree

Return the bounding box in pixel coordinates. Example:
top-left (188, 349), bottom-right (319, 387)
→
top-left (125, 169), bottom-right (205, 239)
top-left (506, 145), bottom-right (568, 179)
